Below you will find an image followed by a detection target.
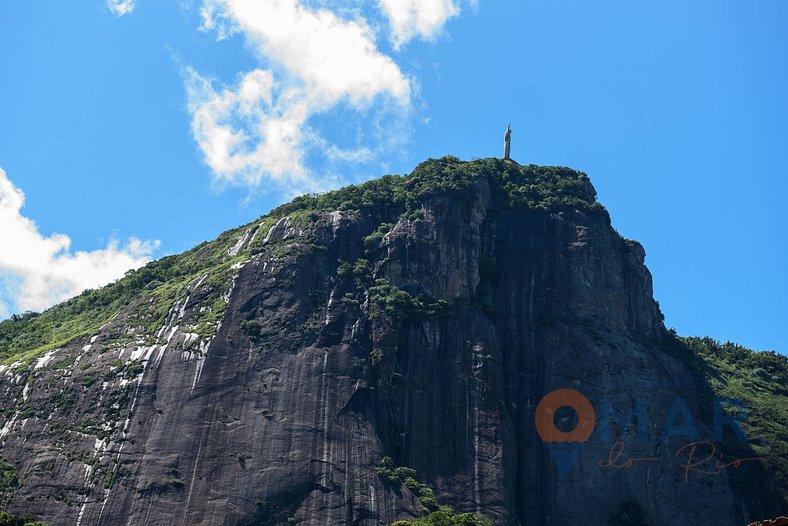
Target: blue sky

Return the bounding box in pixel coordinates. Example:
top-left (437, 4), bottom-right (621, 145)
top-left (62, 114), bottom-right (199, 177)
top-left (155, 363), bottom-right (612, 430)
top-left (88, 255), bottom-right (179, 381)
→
top-left (0, 0), bottom-right (786, 353)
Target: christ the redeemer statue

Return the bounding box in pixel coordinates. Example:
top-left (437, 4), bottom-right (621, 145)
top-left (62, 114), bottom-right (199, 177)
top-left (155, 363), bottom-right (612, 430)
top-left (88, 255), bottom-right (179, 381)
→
top-left (504, 124), bottom-right (511, 160)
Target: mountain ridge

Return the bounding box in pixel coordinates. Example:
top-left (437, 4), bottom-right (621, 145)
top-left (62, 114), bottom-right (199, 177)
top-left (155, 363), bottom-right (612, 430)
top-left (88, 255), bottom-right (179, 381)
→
top-left (0, 156), bottom-right (602, 366)
top-left (0, 156), bottom-right (785, 525)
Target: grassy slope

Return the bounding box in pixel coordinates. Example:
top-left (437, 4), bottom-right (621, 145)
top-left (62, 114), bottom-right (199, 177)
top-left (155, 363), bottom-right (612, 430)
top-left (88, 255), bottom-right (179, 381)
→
top-left (679, 336), bottom-right (788, 506)
top-left (0, 227), bottom-right (251, 366)
top-left (0, 156), bottom-right (600, 365)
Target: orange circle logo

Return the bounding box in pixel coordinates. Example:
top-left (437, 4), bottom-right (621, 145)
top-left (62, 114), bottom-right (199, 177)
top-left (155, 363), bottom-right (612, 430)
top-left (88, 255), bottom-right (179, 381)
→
top-left (535, 389), bottom-right (595, 443)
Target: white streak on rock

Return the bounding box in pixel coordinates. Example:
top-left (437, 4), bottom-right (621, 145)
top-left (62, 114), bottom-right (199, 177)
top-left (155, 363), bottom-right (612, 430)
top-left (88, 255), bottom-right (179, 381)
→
top-left (178, 274), bottom-right (208, 321)
top-left (263, 217), bottom-right (290, 244)
top-left (34, 350), bottom-right (58, 370)
top-left (329, 211), bottom-right (343, 234)
top-left (228, 228), bottom-right (253, 256)
top-left (191, 337), bottom-right (215, 390)
top-left (0, 412), bottom-right (19, 441)
top-left (130, 345), bottom-right (154, 362)
top-left (325, 289), bottom-right (337, 326)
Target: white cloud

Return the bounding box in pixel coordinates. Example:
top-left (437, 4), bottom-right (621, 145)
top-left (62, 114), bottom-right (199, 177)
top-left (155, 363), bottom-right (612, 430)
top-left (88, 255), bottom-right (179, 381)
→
top-left (184, 67), bottom-right (323, 193)
top-left (189, 0), bottom-right (412, 193)
top-left (206, 0), bottom-right (410, 105)
top-left (107, 0), bottom-right (136, 16)
top-left (0, 168), bottom-right (159, 314)
top-left (104, 0), bottom-right (470, 194)
top-left (379, 0), bottom-right (461, 48)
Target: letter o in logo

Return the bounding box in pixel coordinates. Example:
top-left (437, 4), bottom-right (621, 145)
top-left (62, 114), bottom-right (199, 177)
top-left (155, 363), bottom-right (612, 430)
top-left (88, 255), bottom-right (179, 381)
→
top-left (535, 389), bottom-right (595, 443)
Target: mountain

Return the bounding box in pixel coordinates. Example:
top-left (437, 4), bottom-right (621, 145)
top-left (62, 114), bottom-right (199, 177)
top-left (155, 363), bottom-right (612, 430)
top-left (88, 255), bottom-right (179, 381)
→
top-left (0, 156), bottom-right (785, 525)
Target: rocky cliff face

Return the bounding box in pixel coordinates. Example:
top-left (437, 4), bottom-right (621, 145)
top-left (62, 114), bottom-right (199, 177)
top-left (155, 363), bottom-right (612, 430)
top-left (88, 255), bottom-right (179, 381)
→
top-left (0, 157), bottom-right (785, 525)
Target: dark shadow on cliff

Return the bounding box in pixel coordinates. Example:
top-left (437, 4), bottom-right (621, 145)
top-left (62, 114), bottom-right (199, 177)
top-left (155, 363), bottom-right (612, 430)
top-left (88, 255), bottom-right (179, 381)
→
top-left (662, 333), bottom-right (788, 520)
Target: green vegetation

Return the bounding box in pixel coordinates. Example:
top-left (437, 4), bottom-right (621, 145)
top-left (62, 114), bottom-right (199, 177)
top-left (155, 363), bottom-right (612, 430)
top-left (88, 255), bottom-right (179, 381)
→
top-left (374, 457), bottom-right (438, 511)
top-left (102, 359), bottom-right (143, 382)
top-left (369, 348), bottom-right (383, 367)
top-left (267, 157), bottom-right (600, 224)
top-left (79, 375), bottom-right (97, 388)
top-left (374, 456), bottom-right (492, 524)
top-left (369, 279), bottom-right (450, 320)
top-left (340, 293), bottom-right (359, 306)
top-left (0, 157), bottom-right (786, 520)
top-left (0, 157), bottom-right (600, 365)
top-left (240, 319), bottom-right (263, 341)
top-left (0, 228), bottom-right (250, 364)
top-left (103, 469), bottom-right (117, 490)
top-left (0, 512), bottom-right (48, 526)
top-left (374, 457), bottom-right (415, 484)
top-left (679, 336), bottom-right (788, 504)
top-left (401, 477), bottom-right (439, 511)
top-left (336, 258), bottom-right (374, 290)
top-left (391, 507), bottom-right (493, 526)
top-left (338, 255), bottom-right (449, 341)
top-left (0, 456), bottom-right (18, 501)
top-left (364, 222), bottom-right (395, 253)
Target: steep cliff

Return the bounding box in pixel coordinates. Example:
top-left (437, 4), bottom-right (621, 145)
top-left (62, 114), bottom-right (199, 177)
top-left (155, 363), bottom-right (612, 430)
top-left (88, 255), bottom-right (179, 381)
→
top-left (0, 157), bottom-right (785, 525)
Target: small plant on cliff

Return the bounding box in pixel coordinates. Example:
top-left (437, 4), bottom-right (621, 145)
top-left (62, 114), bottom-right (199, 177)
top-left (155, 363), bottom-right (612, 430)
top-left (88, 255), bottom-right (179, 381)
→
top-left (374, 458), bottom-right (442, 512)
top-left (391, 506), bottom-right (493, 526)
top-left (369, 279), bottom-right (450, 320)
top-left (369, 348), bottom-right (383, 367)
top-left (364, 223), bottom-right (394, 254)
top-left (373, 456), bottom-right (399, 484)
top-left (0, 456), bottom-right (18, 495)
top-left (240, 319), bottom-right (263, 341)
top-left (341, 293), bottom-right (359, 306)
top-left (336, 260), bottom-right (353, 278)
top-left (0, 512), bottom-right (49, 526)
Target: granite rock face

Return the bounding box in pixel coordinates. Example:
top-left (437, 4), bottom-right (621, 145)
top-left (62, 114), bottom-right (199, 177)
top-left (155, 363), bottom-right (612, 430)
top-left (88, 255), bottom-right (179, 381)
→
top-left (0, 158), bottom-right (783, 525)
